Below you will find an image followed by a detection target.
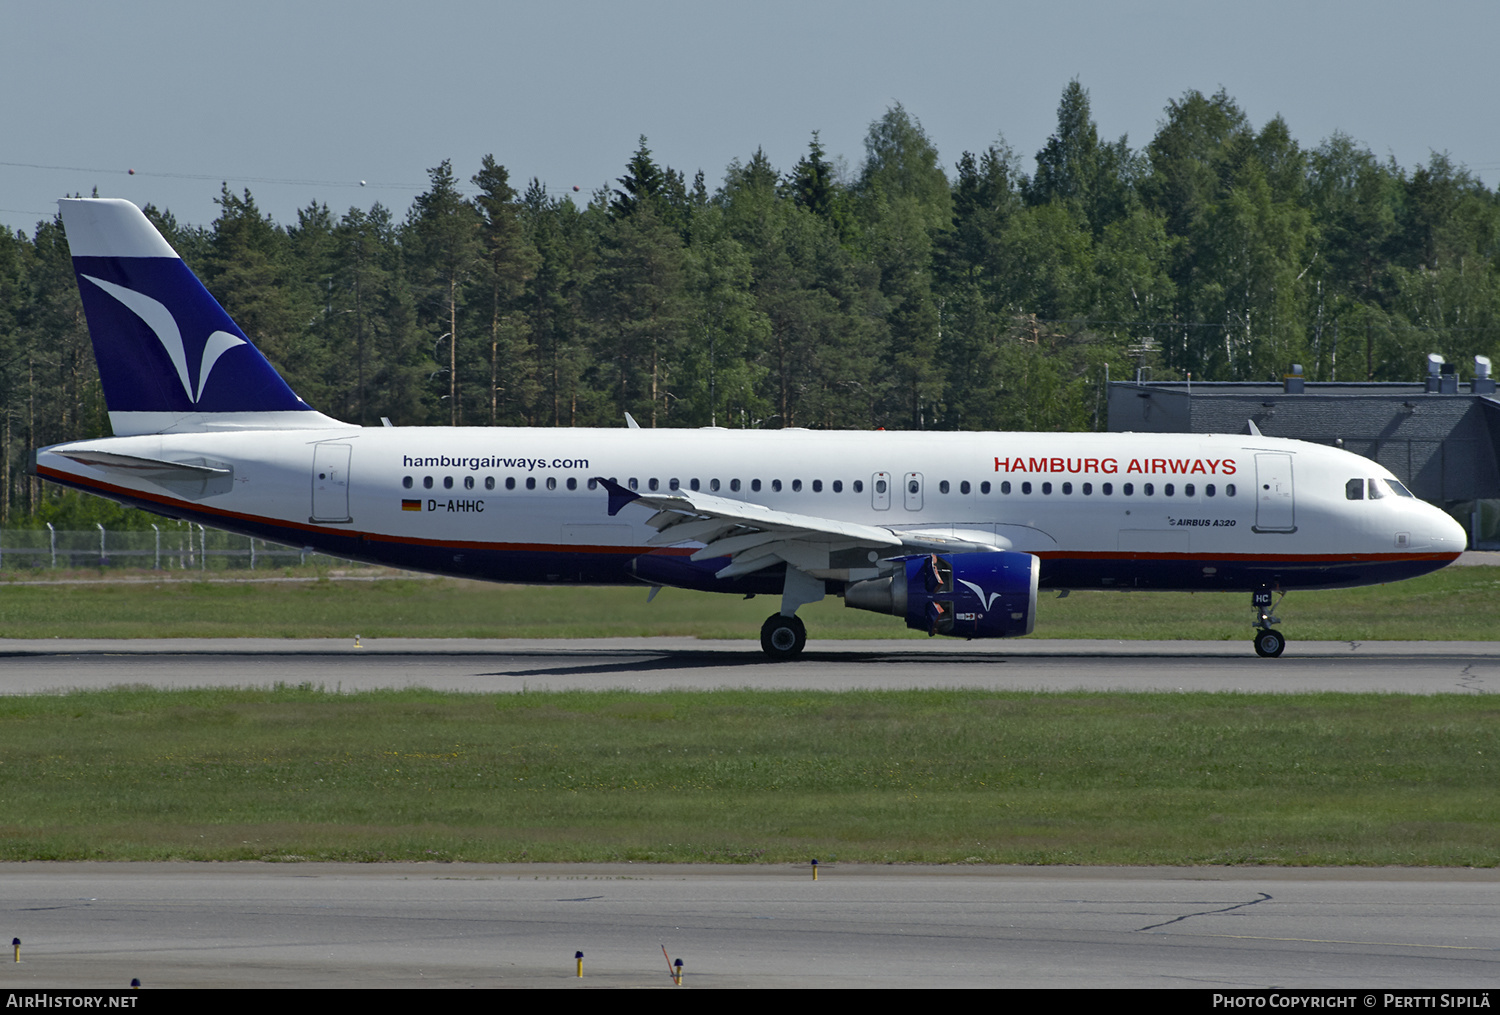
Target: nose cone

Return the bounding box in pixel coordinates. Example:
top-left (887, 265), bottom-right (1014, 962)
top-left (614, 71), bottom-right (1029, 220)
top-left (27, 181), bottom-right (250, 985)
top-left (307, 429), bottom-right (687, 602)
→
top-left (1435, 508), bottom-right (1468, 554)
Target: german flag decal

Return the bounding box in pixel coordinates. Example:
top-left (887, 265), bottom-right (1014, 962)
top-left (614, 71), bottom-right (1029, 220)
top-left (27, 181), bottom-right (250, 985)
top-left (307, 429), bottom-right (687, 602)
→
top-left (401, 499), bottom-right (422, 511)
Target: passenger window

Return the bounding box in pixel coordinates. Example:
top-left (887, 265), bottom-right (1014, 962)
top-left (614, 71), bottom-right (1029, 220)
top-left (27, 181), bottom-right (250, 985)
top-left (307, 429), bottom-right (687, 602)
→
top-left (1000, 481), bottom-right (1011, 494)
top-left (525, 477), bottom-right (536, 490)
top-left (1143, 483), bottom-right (1154, 496)
top-left (1163, 483), bottom-right (1173, 496)
top-left (1184, 483), bottom-right (1194, 497)
top-left (812, 480), bottom-right (822, 492)
top-left (1021, 482), bottom-right (1032, 495)
top-left (709, 479), bottom-right (720, 492)
top-left (1082, 482), bottom-right (1092, 495)
top-left (587, 478), bottom-right (597, 490)
top-left (1123, 483), bottom-right (1134, 496)
top-left (464, 475), bottom-right (474, 490)
top-left (1042, 482), bottom-right (1052, 495)
top-left (939, 480), bottom-right (950, 494)
top-left (566, 478), bottom-right (577, 490)
top-left (1346, 478), bottom-right (1364, 500)
top-left (546, 477), bottom-right (556, 490)
top-left (649, 478), bottom-right (660, 492)
top-left (874, 479), bottom-right (886, 494)
top-left (853, 480), bottom-right (864, 493)
top-left (689, 478), bottom-right (699, 491)
top-left (1205, 484), bottom-right (1215, 497)
top-left (505, 477), bottom-right (516, 490)
top-left (1226, 484), bottom-right (1236, 496)
top-left (485, 477), bottom-right (495, 490)
top-left (1103, 482), bottom-right (1113, 495)
top-left (751, 479), bottom-right (762, 492)
top-left (792, 479), bottom-right (802, 492)
top-left (628, 478), bottom-right (639, 491)
top-left (960, 481), bottom-right (971, 494)
top-left (980, 481), bottom-right (990, 494)
top-left (1061, 482), bottom-right (1072, 495)
top-left (830, 480), bottom-right (840, 493)
top-left (730, 479), bottom-right (741, 492)
top-left (402, 476), bottom-right (413, 489)
top-left (443, 476), bottom-right (454, 489)
top-left (669, 478), bottom-right (679, 491)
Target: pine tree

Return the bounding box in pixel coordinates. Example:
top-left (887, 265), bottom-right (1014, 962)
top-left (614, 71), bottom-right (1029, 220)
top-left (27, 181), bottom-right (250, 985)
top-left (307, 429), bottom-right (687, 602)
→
top-left (472, 156), bottom-right (540, 424)
top-left (406, 161), bottom-right (480, 424)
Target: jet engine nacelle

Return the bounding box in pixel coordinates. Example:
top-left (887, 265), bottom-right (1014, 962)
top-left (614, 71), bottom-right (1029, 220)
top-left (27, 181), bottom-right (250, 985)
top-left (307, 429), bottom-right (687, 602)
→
top-left (843, 551), bottom-right (1039, 638)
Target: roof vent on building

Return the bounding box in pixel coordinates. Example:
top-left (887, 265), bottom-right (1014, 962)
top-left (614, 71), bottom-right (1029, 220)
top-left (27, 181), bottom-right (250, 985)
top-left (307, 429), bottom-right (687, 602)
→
top-left (1426, 353), bottom-right (1446, 393)
top-left (1283, 363), bottom-right (1304, 394)
top-left (1476, 355), bottom-right (1496, 395)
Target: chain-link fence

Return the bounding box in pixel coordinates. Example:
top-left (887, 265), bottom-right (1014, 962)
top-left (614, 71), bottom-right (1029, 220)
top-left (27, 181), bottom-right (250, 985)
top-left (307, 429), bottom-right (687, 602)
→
top-left (0, 524), bottom-right (362, 571)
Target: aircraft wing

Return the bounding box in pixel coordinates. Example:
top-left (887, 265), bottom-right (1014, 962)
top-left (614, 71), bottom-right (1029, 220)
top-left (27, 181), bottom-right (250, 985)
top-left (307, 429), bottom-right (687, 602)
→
top-left (595, 477), bottom-right (1003, 579)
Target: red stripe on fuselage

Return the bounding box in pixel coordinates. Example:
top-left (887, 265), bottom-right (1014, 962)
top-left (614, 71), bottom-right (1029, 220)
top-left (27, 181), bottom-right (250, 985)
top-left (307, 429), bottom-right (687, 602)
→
top-left (35, 464), bottom-right (1460, 568)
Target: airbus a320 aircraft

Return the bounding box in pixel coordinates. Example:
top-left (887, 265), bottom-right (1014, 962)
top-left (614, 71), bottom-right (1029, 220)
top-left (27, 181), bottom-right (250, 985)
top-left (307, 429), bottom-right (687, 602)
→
top-left (33, 199), bottom-right (1467, 658)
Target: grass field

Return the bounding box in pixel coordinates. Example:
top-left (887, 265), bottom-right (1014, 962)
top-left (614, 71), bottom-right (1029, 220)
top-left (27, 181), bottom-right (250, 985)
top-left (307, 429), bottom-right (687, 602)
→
top-left (1, 686), bottom-right (1495, 866)
top-left (4, 568), bottom-right (1495, 867)
top-left (0, 563), bottom-right (1497, 641)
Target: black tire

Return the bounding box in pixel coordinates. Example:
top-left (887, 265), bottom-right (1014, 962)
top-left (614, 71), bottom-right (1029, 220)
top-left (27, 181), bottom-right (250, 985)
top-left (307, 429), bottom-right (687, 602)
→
top-left (1253, 628), bottom-right (1286, 658)
top-left (760, 613), bottom-right (807, 660)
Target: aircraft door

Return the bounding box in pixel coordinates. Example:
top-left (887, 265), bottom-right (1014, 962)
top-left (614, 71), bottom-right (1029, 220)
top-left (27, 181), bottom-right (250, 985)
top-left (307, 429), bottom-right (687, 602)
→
top-left (904, 472), bottom-right (924, 511)
top-left (311, 443), bottom-right (352, 523)
top-left (872, 472), bottom-right (891, 511)
top-left (1253, 453), bottom-right (1295, 533)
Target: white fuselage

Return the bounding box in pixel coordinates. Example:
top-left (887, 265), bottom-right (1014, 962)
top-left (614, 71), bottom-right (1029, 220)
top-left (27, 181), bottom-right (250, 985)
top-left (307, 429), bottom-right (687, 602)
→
top-left (36, 426), bottom-right (1467, 595)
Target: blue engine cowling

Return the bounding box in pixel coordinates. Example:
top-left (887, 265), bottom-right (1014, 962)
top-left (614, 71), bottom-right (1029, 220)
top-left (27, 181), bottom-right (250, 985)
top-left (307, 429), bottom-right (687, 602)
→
top-left (843, 551), bottom-right (1040, 639)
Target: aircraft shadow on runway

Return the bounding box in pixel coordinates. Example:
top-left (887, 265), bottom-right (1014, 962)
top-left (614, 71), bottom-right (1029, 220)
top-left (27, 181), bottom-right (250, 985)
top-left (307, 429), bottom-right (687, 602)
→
top-left (483, 648), bottom-right (1015, 679)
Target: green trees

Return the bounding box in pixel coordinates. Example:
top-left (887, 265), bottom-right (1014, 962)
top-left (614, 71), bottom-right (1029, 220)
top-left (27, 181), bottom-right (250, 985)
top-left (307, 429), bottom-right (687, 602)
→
top-left (5, 84), bottom-right (1500, 522)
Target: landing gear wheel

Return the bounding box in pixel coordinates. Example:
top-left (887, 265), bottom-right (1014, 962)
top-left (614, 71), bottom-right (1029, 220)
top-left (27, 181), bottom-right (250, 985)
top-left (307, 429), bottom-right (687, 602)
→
top-left (760, 614), bottom-right (807, 660)
top-left (1253, 628), bottom-right (1286, 658)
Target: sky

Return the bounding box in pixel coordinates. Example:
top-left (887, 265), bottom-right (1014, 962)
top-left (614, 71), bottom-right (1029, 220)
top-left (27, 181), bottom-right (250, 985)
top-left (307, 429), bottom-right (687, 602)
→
top-left (3, 0), bottom-right (1498, 235)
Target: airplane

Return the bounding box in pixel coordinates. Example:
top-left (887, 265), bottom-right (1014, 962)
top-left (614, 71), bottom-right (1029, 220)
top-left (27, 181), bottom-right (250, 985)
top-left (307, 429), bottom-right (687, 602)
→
top-left (32, 198), bottom-right (1468, 659)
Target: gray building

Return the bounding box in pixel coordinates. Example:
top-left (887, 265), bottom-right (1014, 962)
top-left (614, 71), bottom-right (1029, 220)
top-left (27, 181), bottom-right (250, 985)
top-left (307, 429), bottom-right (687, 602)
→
top-left (1106, 356), bottom-right (1500, 547)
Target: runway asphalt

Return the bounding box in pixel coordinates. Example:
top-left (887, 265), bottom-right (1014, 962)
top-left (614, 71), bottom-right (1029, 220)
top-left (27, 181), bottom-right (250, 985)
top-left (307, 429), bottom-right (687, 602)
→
top-left (0, 637), bottom-right (1496, 694)
top-left (4, 863), bottom-right (1498, 989)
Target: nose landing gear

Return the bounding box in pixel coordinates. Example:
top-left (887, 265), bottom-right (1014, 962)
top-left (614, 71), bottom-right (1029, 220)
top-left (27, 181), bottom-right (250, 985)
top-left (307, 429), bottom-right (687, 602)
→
top-left (1252, 588), bottom-right (1286, 657)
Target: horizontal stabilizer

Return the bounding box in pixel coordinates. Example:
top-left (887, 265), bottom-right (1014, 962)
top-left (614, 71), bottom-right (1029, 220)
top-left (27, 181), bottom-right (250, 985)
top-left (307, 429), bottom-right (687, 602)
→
top-left (55, 449), bottom-right (230, 475)
top-left (53, 446), bottom-right (235, 500)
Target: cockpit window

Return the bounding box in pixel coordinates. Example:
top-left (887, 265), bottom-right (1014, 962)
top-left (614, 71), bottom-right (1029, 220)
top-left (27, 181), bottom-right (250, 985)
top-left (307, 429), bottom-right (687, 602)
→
top-left (1384, 478), bottom-right (1416, 498)
top-left (1346, 478), bottom-right (1364, 500)
top-left (1367, 478), bottom-right (1385, 500)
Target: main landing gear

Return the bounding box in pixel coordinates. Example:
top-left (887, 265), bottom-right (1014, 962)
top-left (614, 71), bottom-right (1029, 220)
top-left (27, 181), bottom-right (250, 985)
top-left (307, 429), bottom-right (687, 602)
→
top-left (1252, 588), bottom-right (1286, 658)
top-left (760, 565), bottom-right (823, 660)
top-left (760, 614), bottom-right (807, 660)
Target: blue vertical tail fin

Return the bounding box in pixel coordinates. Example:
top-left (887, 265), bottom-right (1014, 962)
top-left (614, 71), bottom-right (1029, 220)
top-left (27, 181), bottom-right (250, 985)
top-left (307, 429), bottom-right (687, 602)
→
top-left (59, 198), bottom-right (344, 435)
